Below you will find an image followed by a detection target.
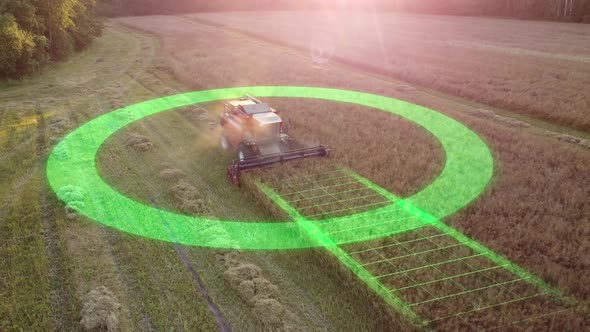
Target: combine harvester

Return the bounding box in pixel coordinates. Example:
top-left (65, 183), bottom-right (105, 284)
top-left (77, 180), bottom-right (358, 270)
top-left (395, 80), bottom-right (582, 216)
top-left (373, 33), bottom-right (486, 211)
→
top-left (220, 95), bottom-right (330, 185)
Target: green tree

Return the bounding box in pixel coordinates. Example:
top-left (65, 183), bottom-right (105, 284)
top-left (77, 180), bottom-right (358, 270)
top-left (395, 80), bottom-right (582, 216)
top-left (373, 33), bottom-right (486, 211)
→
top-left (0, 13), bottom-right (47, 78)
top-left (69, 0), bottom-right (103, 50)
top-left (0, 0), bottom-right (102, 78)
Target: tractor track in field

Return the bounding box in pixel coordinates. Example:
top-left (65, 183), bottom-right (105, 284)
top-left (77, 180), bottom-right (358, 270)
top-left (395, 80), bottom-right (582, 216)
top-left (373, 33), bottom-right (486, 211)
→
top-left (173, 246), bottom-right (232, 332)
top-left (127, 78), bottom-right (233, 332)
top-left (149, 196), bottom-right (233, 332)
top-left (35, 108), bottom-right (78, 331)
top-left (94, 67), bottom-right (233, 331)
top-left (89, 88), bottom-right (164, 331)
top-left (101, 228), bottom-right (158, 331)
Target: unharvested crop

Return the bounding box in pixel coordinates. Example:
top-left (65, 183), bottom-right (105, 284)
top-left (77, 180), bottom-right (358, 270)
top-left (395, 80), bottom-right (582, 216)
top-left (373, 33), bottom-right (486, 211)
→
top-left (191, 12), bottom-right (590, 132)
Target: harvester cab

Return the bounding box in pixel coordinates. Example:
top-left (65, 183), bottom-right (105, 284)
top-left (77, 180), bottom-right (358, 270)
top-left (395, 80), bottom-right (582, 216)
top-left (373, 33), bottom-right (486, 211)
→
top-left (220, 95), bottom-right (330, 185)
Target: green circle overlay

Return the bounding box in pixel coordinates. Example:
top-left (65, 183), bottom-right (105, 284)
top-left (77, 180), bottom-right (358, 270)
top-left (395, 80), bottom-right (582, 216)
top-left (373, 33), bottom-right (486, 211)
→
top-left (47, 86), bottom-right (493, 250)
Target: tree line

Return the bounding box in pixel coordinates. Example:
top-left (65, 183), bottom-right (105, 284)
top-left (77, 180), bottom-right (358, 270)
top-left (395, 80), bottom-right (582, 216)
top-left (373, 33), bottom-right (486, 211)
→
top-left (102, 0), bottom-right (590, 20)
top-left (0, 0), bottom-right (103, 79)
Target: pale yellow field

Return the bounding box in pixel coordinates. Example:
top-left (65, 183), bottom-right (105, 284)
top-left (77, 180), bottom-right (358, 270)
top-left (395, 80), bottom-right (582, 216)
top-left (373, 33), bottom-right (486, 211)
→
top-left (191, 11), bottom-right (590, 132)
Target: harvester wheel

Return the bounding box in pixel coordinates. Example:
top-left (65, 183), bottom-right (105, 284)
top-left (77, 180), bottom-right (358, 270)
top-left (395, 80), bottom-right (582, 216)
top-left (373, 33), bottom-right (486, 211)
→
top-left (220, 135), bottom-right (230, 151)
top-left (227, 165), bottom-right (240, 186)
top-left (237, 143), bottom-right (253, 161)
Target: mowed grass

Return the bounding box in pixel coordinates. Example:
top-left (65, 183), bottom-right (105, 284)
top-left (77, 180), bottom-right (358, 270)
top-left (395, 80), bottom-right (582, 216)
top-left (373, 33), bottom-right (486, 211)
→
top-left (189, 11), bottom-right (590, 133)
top-left (0, 24), bottom-right (221, 330)
top-left (117, 14), bottom-right (590, 329)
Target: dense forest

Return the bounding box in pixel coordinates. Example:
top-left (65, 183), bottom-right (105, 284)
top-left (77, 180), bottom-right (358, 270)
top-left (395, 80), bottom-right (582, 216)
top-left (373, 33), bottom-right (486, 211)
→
top-left (0, 0), bottom-right (103, 78)
top-left (102, 0), bottom-right (590, 20)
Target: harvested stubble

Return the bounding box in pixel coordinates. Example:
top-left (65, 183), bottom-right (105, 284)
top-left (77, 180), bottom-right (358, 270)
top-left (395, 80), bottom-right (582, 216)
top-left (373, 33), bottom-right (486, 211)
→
top-left (579, 139), bottom-right (590, 149)
top-left (157, 164), bottom-right (299, 328)
top-left (48, 116), bottom-right (70, 134)
top-left (252, 298), bottom-right (286, 327)
top-left (108, 98), bottom-right (124, 110)
top-left (171, 181), bottom-right (201, 201)
top-left (176, 105), bottom-right (208, 124)
top-left (57, 185), bottom-right (86, 221)
top-left (554, 133), bottom-right (590, 150)
top-left (179, 198), bottom-right (210, 215)
top-left (557, 134), bottom-right (582, 144)
top-left (64, 205), bottom-right (80, 221)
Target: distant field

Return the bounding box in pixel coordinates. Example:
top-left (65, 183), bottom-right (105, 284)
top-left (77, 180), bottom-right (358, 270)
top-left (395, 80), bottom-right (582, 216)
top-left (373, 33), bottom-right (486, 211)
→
top-left (190, 11), bottom-right (590, 132)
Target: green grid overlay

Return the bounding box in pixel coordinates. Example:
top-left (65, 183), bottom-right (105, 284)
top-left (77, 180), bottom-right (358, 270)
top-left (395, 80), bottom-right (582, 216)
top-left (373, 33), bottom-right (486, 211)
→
top-left (257, 167), bottom-right (575, 329)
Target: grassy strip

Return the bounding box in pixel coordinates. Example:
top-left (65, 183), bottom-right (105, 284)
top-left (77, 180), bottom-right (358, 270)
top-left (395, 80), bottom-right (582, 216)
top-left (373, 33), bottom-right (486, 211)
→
top-left (0, 171), bottom-right (52, 330)
top-left (36, 107), bottom-right (81, 330)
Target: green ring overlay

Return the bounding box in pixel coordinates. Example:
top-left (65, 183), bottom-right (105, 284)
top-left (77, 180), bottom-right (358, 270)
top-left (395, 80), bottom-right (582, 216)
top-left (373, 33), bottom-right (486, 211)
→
top-left (47, 86), bottom-right (493, 250)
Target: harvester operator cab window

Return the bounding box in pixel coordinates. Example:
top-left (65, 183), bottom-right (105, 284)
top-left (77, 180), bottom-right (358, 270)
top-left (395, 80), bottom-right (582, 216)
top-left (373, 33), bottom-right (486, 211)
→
top-left (255, 122), bottom-right (279, 140)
